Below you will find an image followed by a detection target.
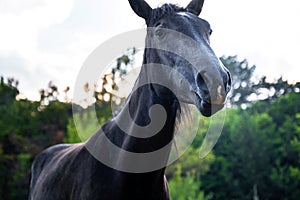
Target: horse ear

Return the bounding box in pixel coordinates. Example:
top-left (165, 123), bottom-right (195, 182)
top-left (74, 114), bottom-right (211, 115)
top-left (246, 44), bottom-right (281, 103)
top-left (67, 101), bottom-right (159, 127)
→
top-left (186, 0), bottom-right (204, 16)
top-left (128, 0), bottom-right (152, 20)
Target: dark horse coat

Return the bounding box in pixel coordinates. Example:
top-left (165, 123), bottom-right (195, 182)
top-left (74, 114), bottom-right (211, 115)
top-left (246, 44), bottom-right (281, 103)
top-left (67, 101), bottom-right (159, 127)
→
top-left (28, 0), bottom-right (231, 199)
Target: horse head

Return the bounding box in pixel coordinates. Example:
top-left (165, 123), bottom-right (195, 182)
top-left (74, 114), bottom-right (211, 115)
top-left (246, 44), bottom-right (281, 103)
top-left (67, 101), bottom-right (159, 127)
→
top-left (129, 0), bottom-right (231, 117)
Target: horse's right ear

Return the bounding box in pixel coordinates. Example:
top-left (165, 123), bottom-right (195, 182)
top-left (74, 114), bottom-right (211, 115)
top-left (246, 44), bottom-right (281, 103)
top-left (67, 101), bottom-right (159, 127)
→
top-left (128, 0), bottom-right (152, 20)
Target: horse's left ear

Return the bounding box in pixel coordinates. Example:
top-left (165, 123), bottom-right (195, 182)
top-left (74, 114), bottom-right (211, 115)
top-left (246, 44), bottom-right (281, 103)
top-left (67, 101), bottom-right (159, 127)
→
top-left (128, 0), bottom-right (152, 20)
top-left (186, 0), bottom-right (205, 16)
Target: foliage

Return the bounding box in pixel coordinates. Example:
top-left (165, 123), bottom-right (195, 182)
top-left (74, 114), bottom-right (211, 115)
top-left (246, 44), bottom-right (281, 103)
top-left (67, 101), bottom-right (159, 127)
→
top-left (0, 78), bottom-right (71, 200)
top-left (221, 55), bottom-right (300, 108)
top-left (96, 48), bottom-right (137, 103)
top-left (64, 103), bottom-right (111, 143)
top-left (201, 92), bottom-right (300, 200)
top-left (220, 56), bottom-right (257, 108)
top-left (167, 113), bottom-right (214, 178)
top-left (168, 166), bottom-right (207, 200)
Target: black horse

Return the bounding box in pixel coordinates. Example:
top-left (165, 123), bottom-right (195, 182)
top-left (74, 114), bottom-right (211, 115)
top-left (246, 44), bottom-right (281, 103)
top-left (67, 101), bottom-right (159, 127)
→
top-left (29, 0), bottom-right (231, 199)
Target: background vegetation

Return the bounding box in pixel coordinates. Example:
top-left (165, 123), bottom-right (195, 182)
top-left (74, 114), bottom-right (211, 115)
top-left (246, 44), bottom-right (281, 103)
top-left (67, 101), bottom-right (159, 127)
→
top-left (0, 53), bottom-right (300, 199)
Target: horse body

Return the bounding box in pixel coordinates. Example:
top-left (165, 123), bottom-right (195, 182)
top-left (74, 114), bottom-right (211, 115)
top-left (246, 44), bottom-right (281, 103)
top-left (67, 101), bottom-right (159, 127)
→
top-left (29, 0), bottom-right (231, 199)
top-left (29, 145), bottom-right (170, 200)
top-left (29, 78), bottom-right (176, 199)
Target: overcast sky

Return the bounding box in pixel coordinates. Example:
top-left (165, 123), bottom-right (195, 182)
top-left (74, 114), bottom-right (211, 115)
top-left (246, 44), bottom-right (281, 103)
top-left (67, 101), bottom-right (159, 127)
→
top-left (0, 0), bottom-right (299, 100)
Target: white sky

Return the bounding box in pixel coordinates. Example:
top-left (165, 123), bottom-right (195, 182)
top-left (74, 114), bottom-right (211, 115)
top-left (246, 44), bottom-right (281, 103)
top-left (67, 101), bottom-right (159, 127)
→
top-left (0, 0), bottom-right (299, 101)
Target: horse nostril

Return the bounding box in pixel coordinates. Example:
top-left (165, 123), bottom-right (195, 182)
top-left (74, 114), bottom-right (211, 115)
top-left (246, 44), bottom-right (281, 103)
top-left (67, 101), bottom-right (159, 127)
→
top-left (196, 73), bottom-right (209, 94)
top-left (215, 85), bottom-right (225, 104)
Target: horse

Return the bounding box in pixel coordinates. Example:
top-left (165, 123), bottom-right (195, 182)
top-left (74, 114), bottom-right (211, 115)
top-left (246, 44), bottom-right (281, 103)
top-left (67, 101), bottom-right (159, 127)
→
top-left (28, 0), bottom-right (231, 199)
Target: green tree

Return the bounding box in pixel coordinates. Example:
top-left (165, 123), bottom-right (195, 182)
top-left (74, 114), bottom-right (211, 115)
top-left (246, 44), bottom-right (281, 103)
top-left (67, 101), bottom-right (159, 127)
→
top-left (0, 77), bottom-right (72, 199)
top-left (201, 92), bottom-right (300, 200)
top-left (220, 56), bottom-right (257, 108)
top-left (221, 56), bottom-right (300, 108)
top-left (169, 166), bottom-right (207, 200)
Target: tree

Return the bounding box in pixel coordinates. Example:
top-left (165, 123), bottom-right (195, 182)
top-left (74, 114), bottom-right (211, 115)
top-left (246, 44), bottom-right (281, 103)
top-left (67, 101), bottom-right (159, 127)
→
top-left (168, 166), bottom-right (207, 200)
top-left (95, 48), bottom-right (137, 104)
top-left (0, 77), bottom-right (19, 105)
top-left (0, 77), bottom-right (72, 199)
top-left (220, 56), bottom-right (256, 108)
top-left (221, 56), bottom-right (300, 108)
top-left (201, 92), bottom-right (300, 200)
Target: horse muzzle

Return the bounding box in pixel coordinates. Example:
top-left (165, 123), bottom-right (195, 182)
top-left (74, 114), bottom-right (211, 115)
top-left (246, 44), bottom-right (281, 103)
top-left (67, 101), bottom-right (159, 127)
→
top-left (194, 92), bottom-right (225, 117)
top-left (194, 70), bottom-right (231, 116)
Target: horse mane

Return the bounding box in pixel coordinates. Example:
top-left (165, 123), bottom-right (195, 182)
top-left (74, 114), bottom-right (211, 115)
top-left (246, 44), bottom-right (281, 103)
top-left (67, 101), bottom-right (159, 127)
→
top-left (147, 4), bottom-right (186, 25)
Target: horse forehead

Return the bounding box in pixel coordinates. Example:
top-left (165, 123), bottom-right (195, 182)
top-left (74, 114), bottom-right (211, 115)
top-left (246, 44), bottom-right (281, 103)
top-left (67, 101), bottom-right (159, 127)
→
top-left (176, 11), bottom-right (190, 17)
top-left (163, 12), bottom-right (211, 31)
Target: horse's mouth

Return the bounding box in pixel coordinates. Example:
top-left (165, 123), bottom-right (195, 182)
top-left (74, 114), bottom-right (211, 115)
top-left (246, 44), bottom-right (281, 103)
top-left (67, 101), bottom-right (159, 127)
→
top-left (194, 93), bottom-right (224, 117)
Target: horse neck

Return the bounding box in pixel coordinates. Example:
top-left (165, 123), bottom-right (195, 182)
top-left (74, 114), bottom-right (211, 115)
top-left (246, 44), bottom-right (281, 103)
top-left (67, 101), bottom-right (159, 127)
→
top-left (85, 52), bottom-right (179, 184)
top-left (107, 59), bottom-right (178, 175)
top-left (116, 64), bottom-right (179, 153)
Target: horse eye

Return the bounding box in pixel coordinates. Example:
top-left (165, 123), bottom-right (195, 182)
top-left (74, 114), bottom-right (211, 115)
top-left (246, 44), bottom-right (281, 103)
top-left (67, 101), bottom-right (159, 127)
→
top-left (209, 29), bottom-right (213, 35)
top-left (155, 29), bottom-right (165, 38)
